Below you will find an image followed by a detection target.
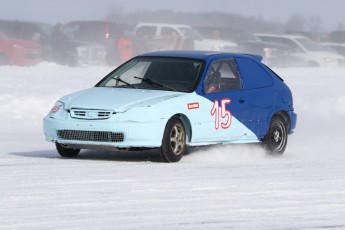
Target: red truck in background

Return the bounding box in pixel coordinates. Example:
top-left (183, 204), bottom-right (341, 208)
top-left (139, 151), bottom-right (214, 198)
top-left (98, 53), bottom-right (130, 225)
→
top-left (0, 31), bottom-right (41, 66)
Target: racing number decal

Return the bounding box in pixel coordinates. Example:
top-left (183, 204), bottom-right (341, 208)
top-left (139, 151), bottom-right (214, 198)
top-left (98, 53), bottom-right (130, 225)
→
top-left (210, 98), bottom-right (232, 130)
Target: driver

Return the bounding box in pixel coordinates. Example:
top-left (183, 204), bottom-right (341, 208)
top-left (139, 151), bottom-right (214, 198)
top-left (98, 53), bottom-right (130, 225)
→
top-left (204, 66), bottom-right (221, 93)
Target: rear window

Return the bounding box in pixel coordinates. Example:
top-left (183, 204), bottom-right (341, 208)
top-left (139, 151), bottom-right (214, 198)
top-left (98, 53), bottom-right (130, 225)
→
top-left (64, 22), bottom-right (129, 42)
top-left (235, 57), bottom-right (273, 89)
top-left (135, 26), bottom-right (156, 36)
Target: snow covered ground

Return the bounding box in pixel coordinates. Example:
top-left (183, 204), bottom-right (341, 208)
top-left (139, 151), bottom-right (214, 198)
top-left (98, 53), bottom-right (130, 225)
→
top-left (1, 63), bottom-right (345, 229)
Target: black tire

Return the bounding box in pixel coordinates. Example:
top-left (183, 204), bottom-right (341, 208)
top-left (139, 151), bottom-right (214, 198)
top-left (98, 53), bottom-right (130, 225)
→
top-left (263, 116), bottom-right (288, 155)
top-left (161, 116), bottom-right (187, 162)
top-left (55, 143), bottom-right (80, 158)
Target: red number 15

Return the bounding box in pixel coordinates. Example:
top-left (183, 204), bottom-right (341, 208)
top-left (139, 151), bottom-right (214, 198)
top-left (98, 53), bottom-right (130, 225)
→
top-left (210, 98), bottom-right (232, 130)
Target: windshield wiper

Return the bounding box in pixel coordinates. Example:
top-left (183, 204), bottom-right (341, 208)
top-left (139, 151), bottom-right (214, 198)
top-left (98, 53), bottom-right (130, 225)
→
top-left (111, 77), bottom-right (137, 89)
top-left (134, 76), bottom-right (177, 91)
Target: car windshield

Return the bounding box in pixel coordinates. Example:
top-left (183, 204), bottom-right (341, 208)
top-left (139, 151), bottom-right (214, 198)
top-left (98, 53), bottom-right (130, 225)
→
top-left (295, 37), bottom-right (326, 51)
top-left (178, 27), bottom-right (204, 40)
top-left (97, 57), bottom-right (204, 93)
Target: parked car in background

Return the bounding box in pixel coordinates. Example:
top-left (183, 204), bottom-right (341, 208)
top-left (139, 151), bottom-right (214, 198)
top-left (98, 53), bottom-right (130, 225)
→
top-left (0, 19), bottom-right (53, 61)
top-left (49, 23), bottom-right (106, 66)
top-left (0, 30), bottom-right (41, 65)
top-left (256, 33), bottom-right (345, 67)
top-left (329, 30), bottom-right (345, 44)
top-left (62, 20), bottom-right (134, 65)
top-left (196, 26), bottom-right (291, 66)
top-left (134, 23), bottom-right (237, 52)
top-left (285, 30), bottom-right (329, 43)
top-left (320, 43), bottom-right (345, 57)
top-left (44, 51), bottom-right (296, 162)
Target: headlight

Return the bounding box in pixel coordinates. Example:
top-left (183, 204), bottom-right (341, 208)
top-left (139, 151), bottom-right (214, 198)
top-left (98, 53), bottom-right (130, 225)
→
top-left (48, 101), bottom-right (66, 118)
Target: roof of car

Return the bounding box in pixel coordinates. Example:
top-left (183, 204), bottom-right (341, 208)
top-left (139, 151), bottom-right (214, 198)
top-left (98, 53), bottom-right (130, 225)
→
top-left (135, 22), bottom-right (191, 28)
top-left (255, 33), bottom-right (308, 40)
top-left (321, 42), bottom-right (345, 47)
top-left (138, 50), bottom-right (263, 62)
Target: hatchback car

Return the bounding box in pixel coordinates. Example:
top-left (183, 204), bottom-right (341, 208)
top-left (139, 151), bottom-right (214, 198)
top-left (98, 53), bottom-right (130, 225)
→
top-left (134, 23), bottom-right (237, 52)
top-left (63, 20), bottom-right (133, 65)
top-left (43, 51), bottom-right (296, 162)
top-left (256, 33), bottom-right (345, 67)
top-left (0, 30), bottom-right (41, 65)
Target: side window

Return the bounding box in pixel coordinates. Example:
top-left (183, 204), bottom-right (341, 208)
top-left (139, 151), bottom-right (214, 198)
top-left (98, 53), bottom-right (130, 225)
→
top-left (135, 26), bottom-right (156, 36)
top-left (79, 23), bottom-right (104, 43)
top-left (204, 59), bottom-right (242, 93)
top-left (63, 24), bottom-right (80, 40)
top-left (161, 27), bottom-right (179, 36)
top-left (261, 36), bottom-right (304, 53)
top-left (235, 57), bottom-right (273, 89)
top-left (279, 38), bottom-right (304, 53)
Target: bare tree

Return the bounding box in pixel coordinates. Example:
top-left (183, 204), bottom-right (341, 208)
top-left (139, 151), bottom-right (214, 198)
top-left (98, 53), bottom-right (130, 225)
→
top-left (285, 14), bottom-right (307, 31)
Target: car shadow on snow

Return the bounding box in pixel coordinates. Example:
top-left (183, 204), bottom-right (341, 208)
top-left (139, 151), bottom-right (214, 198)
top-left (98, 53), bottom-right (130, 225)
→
top-left (9, 148), bottom-right (190, 163)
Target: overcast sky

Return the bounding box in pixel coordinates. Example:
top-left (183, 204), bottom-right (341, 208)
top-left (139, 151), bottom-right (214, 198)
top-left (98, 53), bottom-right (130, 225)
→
top-left (1, 0), bottom-right (344, 31)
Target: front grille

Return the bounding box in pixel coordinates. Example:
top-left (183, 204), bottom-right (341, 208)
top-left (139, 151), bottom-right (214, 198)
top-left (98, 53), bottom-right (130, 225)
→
top-left (57, 130), bottom-right (124, 142)
top-left (77, 46), bottom-right (106, 65)
top-left (91, 47), bottom-right (106, 61)
top-left (70, 109), bottom-right (112, 120)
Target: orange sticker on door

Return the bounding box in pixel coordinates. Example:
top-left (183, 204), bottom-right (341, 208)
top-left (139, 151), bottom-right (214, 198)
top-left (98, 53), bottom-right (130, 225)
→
top-left (188, 102), bottom-right (199, 110)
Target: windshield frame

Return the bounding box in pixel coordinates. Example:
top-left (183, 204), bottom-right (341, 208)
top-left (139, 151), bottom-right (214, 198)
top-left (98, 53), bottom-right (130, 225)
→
top-left (96, 56), bottom-right (206, 93)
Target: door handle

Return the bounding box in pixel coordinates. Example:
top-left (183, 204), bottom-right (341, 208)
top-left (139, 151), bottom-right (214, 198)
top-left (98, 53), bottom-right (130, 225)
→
top-left (239, 98), bottom-right (246, 103)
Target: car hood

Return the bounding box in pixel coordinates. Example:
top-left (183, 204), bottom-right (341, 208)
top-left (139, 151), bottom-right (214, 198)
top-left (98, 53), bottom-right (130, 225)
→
top-left (3, 37), bottom-right (41, 49)
top-left (60, 87), bottom-right (185, 112)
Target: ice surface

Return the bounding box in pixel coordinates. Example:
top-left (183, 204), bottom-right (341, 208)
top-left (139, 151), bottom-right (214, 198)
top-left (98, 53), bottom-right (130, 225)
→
top-left (1, 63), bottom-right (345, 229)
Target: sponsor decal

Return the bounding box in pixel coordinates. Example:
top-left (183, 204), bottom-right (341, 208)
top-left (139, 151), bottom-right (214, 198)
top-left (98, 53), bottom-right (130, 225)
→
top-left (188, 102), bottom-right (199, 110)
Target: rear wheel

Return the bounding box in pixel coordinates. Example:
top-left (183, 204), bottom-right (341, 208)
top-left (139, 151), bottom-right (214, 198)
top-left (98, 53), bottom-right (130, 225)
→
top-left (263, 116), bottom-right (288, 154)
top-left (55, 143), bottom-right (80, 158)
top-left (161, 116), bottom-right (186, 162)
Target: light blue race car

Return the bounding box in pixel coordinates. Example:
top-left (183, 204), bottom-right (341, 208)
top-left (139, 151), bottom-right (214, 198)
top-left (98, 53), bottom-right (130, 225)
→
top-left (43, 51), bottom-right (297, 162)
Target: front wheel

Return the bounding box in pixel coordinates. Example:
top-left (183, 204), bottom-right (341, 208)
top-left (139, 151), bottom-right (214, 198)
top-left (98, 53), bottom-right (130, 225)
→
top-left (161, 116), bottom-right (187, 162)
top-left (55, 143), bottom-right (80, 158)
top-left (263, 116), bottom-right (288, 154)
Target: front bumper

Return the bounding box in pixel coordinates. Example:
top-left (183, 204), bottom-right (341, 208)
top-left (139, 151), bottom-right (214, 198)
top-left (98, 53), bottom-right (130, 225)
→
top-left (288, 110), bottom-right (297, 134)
top-left (43, 116), bottom-right (167, 150)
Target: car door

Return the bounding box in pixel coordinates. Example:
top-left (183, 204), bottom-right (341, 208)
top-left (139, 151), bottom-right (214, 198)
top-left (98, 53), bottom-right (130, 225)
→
top-left (199, 58), bottom-right (256, 142)
top-left (235, 57), bottom-right (275, 138)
